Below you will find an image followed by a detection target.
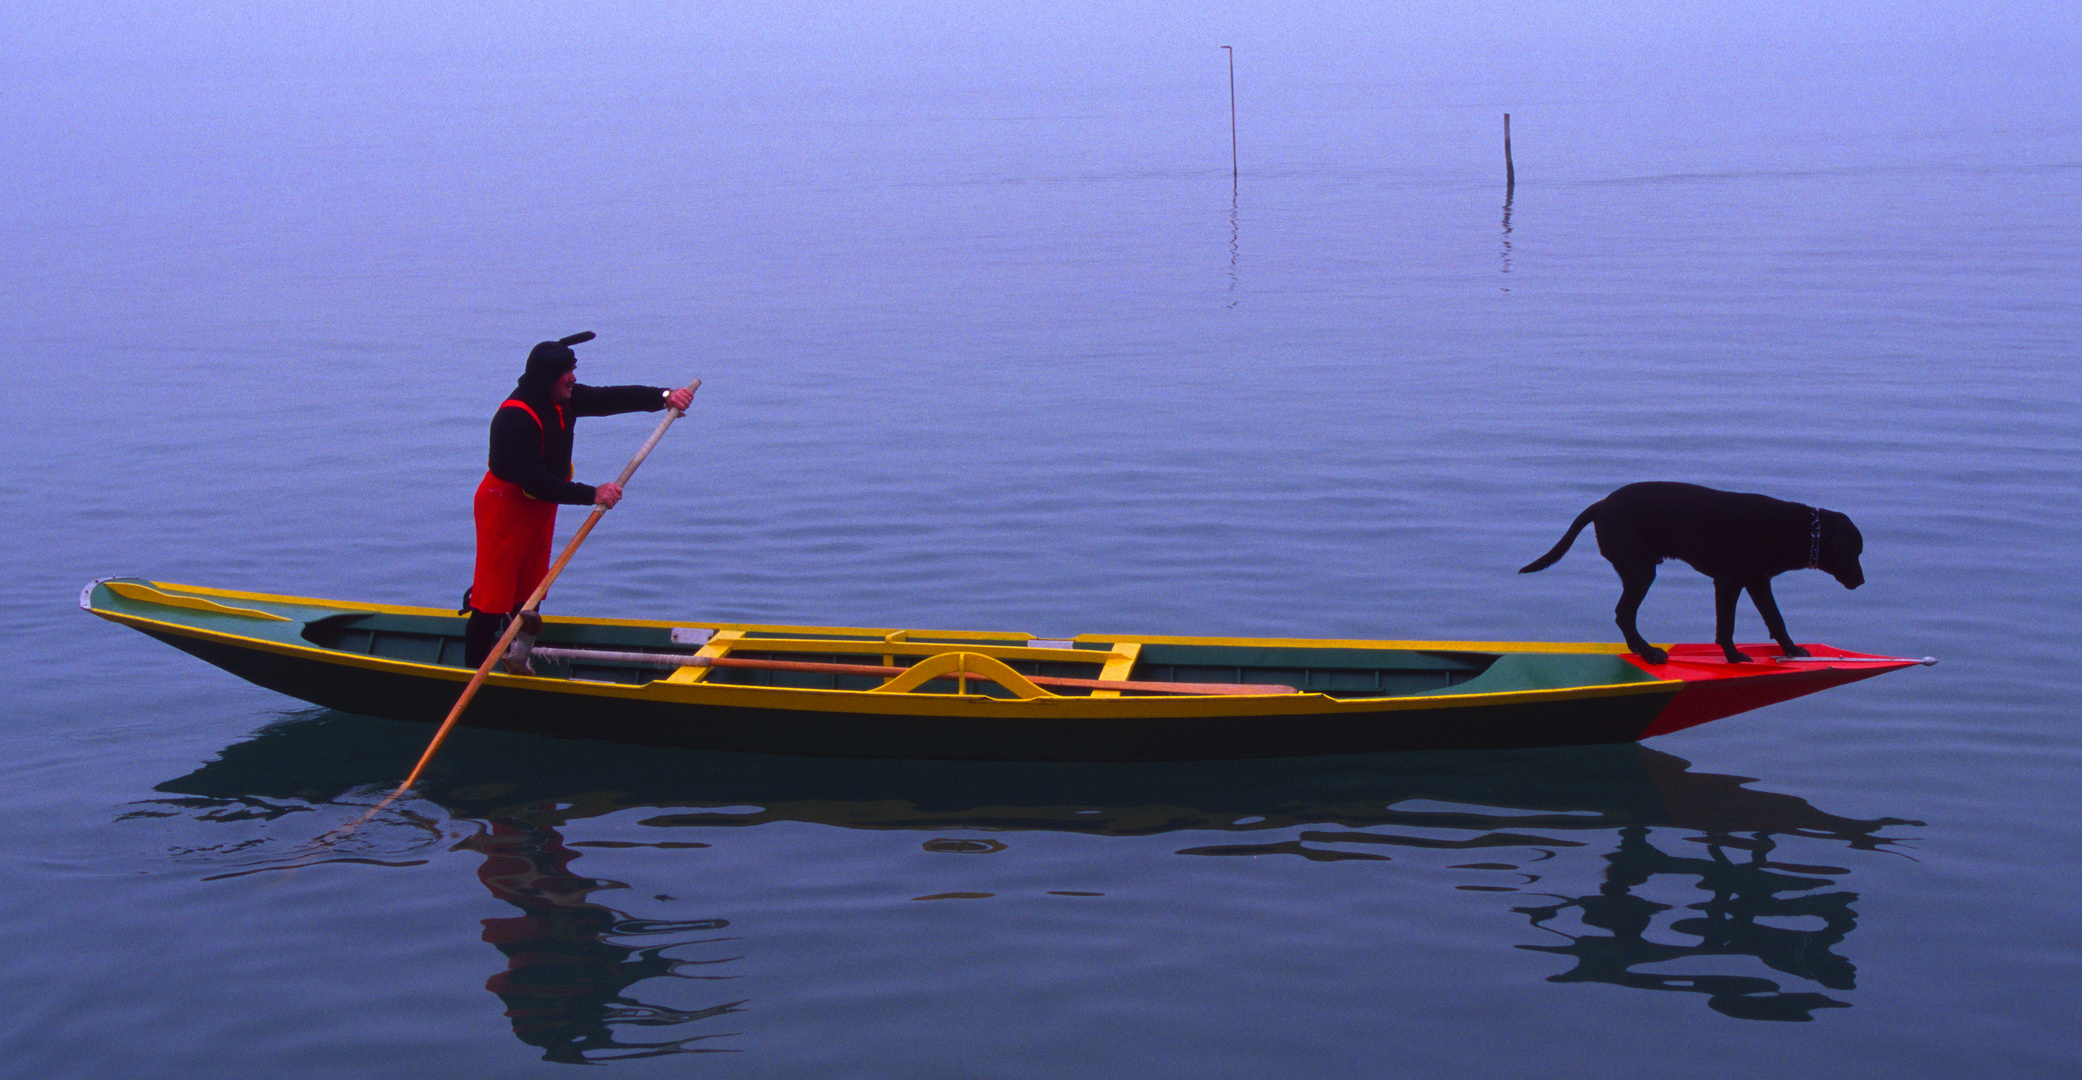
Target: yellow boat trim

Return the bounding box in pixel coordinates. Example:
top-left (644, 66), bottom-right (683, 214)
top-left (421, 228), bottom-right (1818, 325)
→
top-left (1074, 632), bottom-right (1643, 655)
top-left (868, 652), bottom-right (1055, 699)
top-left (692, 634), bottom-right (1118, 667)
top-left (132, 582), bottom-right (1043, 640)
top-left (88, 581), bottom-right (1693, 726)
top-left (136, 580), bottom-right (453, 618)
top-left (129, 581), bottom-right (1657, 657)
top-left (1091, 643), bottom-right (1143, 698)
top-left (663, 630), bottom-right (744, 685)
top-left (105, 581), bottom-right (291, 621)
top-left (94, 605), bottom-right (1684, 725)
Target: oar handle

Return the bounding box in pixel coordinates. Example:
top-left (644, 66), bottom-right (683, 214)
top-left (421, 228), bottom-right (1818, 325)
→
top-left (597, 379), bottom-right (700, 504)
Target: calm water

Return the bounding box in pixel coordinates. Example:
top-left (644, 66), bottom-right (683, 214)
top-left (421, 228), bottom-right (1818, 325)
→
top-left (5, 6), bottom-right (2080, 1077)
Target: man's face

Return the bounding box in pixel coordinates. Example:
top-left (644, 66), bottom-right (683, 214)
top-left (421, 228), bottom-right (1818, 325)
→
top-left (553, 370), bottom-right (576, 403)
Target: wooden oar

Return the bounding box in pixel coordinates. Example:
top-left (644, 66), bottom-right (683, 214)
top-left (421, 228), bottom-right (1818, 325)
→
top-left (528, 646), bottom-right (1301, 695)
top-left (348, 380), bottom-right (699, 825)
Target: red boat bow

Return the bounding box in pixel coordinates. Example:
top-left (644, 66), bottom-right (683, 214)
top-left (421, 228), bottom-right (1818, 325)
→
top-left (1636, 644), bottom-right (1931, 738)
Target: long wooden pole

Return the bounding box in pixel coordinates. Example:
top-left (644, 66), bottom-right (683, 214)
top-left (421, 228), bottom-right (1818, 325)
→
top-left (1222, 46), bottom-right (1238, 179)
top-left (1504, 113), bottom-right (1515, 192)
top-left (366, 379), bottom-right (700, 815)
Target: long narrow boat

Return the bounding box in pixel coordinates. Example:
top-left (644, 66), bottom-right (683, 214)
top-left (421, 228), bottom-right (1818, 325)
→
top-left (81, 577), bottom-right (1931, 760)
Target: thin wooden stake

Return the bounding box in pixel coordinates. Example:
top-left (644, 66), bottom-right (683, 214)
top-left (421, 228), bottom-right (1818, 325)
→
top-left (1504, 113), bottom-right (1515, 192)
top-left (1222, 46), bottom-right (1238, 179)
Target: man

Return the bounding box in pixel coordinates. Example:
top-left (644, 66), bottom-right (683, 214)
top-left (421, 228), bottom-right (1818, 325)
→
top-left (463, 332), bottom-right (696, 669)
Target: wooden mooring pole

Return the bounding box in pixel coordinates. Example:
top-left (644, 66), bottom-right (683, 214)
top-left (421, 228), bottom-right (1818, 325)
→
top-left (1504, 113), bottom-right (1515, 191)
top-left (1222, 46), bottom-right (1238, 179)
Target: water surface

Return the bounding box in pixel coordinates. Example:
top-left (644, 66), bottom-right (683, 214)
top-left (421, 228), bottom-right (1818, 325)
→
top-left (4, 5), bottom-right (2079, 1077)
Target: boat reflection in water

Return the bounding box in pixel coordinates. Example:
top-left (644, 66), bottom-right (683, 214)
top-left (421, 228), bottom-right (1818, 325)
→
top-left (149, 712), bottom-right (1922, 1057)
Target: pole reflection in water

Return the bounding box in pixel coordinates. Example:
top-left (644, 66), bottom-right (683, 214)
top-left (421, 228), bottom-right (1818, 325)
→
top-left (1499, 190), bottom-right (1514, 284)
top-left (1227, 179), bottom-right (1242, 307)
top-left (142, 711), bottom-right (1923, 1054)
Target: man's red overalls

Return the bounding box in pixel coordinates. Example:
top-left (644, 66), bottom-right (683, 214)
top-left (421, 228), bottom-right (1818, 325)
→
top-left (472, 399), bottom-right (568, 615)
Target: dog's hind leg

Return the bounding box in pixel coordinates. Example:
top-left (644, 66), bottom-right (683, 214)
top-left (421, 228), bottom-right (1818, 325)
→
top-left (1743, 578), bottom-right (1811, 660)
top-left (1612, 563), bottom-right (1666, 665)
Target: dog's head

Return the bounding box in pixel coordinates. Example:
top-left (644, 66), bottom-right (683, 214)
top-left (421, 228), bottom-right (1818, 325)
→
top-left (1818, 509), bottom-right (1864, 589)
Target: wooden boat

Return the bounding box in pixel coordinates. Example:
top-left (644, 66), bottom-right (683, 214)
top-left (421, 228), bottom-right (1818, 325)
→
top-left (81, 577), bottom-right (1931, 761)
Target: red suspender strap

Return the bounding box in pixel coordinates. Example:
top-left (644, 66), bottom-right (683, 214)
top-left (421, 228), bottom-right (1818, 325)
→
top-left (499, 399), bottom-right (546, 452)
top-left (497, 399), bottom-right (573, 480)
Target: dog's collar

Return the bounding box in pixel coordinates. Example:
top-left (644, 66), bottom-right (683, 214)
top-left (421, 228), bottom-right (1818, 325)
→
top-left (1808, 508), bottom-right (1823, 569)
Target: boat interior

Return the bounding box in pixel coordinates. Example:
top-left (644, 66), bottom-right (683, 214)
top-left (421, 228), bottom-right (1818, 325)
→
top-left (299, 612), bottom-right (1507, 699)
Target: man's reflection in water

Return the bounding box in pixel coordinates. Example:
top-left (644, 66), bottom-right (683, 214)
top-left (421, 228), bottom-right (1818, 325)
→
top-left (1517, 825), bottom-right (1864, 1021)
top-left (458, 819), bottom-right (745, 1062)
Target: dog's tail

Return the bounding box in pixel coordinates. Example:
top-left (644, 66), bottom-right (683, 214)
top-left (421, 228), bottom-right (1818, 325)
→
top-left (1518, 502), bottom-right (1601, 574)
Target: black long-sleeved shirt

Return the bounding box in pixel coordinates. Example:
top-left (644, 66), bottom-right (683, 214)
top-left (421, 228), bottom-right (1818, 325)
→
top-left (487, 382), bottom-right (668, 505)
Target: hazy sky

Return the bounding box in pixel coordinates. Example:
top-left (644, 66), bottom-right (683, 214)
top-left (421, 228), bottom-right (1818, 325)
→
top-left (9, 1), bottom-right (2075, 69)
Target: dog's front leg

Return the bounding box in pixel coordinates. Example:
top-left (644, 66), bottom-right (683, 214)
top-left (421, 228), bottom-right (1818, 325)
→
top-left (1713, 579), bottom-right (1751, 662)
top-left (1745, 577), bottom-right (1810, 660)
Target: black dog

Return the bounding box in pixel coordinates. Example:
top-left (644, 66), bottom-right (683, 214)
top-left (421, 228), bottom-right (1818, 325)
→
top-left (1519, 482), bottom-right (1865, 664)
